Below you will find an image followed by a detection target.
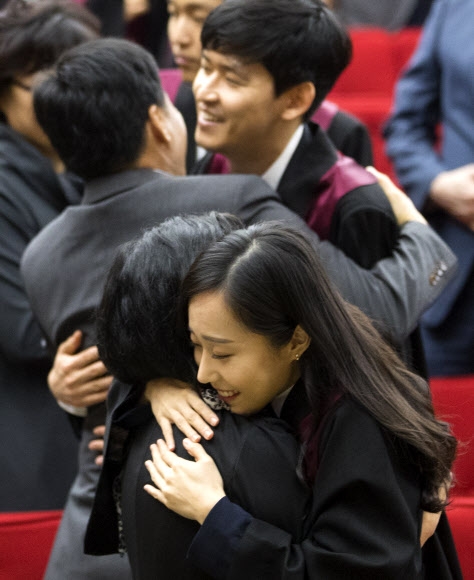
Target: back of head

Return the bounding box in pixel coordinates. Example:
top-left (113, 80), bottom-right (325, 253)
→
top-left (201, 0), bottom-right (351, 116)
top-left (0, 0), bottom-right (99, 100)
top-left (97, 212), bottom-right (243, 386)
top-left (33, 37), bottom-right (164, 180)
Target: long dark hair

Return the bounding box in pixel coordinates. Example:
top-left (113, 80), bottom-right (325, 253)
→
top-left (181, 222), bottom-right (456, 512)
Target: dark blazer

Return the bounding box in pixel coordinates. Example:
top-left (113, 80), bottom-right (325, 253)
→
top-left (190, 395), bottom-right (424, 579)
top-left (187, 385), bottom-right (462, 580)
top-left (86, 394), bottom-right (310, 580)
top-left (0, 123), bottom-right (79, 511)
top-left (21, 168), bottom-right (456, 348)
top-left (279, 123), bottom-right (426, 373)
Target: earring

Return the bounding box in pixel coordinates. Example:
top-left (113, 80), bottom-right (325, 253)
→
top-left (295, 353), bottom-right (300, 361)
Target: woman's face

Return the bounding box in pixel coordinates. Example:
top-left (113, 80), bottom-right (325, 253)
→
top-left (0, 72), bottom-right (55, 158)
top-left (188, 290), bottom-right (300, 415)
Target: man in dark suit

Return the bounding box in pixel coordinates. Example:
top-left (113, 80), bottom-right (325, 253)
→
top-left (163, 0), bottom-right (373, 173)
top-left (21, 38), bottom-right (454, 579)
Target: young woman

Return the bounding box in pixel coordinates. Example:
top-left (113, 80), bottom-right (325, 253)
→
top-left (145, 221), bottom-right (457, 579)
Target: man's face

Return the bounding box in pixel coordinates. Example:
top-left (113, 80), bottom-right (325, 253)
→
top-left (193, 49), bottom-right (289, 169)
top-left (167, 0), bottom-right (222, 83)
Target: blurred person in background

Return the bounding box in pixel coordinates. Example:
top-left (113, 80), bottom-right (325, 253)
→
top-left (0, 0), bottom-right (100, 512)
top-left (329, 0), bottom-right (434, 30)
top-left (385, 0), bottom-right (474, 376)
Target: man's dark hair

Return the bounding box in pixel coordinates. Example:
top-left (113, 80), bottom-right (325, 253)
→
top-left (34, 37), bottom-right (165, 180)
top-left (0, 0), bottom-right (99, 96)
top-left (201, 0), bottom-right (352, 118)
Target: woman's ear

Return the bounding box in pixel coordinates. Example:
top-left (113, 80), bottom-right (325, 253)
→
top-left (290, 325), bottom-right (311, 360)
top-left (281, 82), bottom-right (316, 121)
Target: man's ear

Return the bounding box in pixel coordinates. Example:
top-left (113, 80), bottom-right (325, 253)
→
top-left (147, 103), bottom-right (171, 144)
top-left (281, 82), bottom-right (316, 121)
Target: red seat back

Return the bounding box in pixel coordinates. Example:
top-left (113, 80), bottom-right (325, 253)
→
top-left (0, 510), bottom-right (62, 580)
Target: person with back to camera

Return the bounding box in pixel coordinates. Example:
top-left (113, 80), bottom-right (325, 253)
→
top-left (144, 221), bottom-right (459, 579)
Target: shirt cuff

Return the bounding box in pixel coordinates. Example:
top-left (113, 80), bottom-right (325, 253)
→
top-left (57, 400), bottom-right (88, 417)
top-left (187, 496), bottom-right (252, 578)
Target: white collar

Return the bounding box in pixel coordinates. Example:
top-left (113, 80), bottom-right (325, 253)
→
top-left (262, 124), bottom-right (304, 190)
top-left (271, 384), bottom-right (295, 417)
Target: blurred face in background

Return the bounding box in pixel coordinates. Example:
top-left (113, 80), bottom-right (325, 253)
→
top-left (167, 0), bottom-right (222, 82)
top-left (0, 72), bottom-right (57, 161)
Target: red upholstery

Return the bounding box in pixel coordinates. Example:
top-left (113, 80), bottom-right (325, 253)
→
top-left (0, 510), bottom-right (62, 580)
top-left (430, 375), bottom-right (474, 580)
top-left (446, 497), bottom-right (474, 580)
top-left (328, 28), bottom-right (422, 181)
top-left (431, 375), bottom-right (474, 496)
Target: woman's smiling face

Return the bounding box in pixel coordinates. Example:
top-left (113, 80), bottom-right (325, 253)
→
top-left (188, 290), bottom-right (300, 415)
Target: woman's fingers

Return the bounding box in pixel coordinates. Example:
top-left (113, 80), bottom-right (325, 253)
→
top-left (159, 418), bottom-right (176, 451)
top-left (182, 437), bottom-right (208, 461)
top-left (143, 482), bottom-right (163, 501)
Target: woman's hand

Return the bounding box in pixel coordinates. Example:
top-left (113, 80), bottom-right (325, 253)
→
top-left (144, 438), bottom-right (226, 524)
top-left (420, 510), bottom-right (442, 547)
top-left (145, 378), bottom-right (219, 450)
top-left (420, 480), bottom-right (450, 547)
top-left (88, 425), bottom-right (106, 466)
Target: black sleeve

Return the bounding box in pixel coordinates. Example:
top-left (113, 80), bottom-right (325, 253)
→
top-left (190, 401), bottom-right (422, 580)
top-left (327, 111), bottom-right (374, 167)
top-left (329, 183), bottom-right (399, 268)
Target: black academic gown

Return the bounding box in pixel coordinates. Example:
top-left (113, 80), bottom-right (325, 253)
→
top-left (85, 381), bottom-right (310, 580)
top-left (187, 384), bottom-right (463, 580)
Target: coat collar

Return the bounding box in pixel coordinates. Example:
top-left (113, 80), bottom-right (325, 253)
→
top-left (81, 168), bottom-right (161, 205)
top-left (277, 121), bottom-right (338, 219)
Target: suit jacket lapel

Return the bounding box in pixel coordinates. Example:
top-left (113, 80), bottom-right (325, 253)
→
top-left (277, 122), bottom-right (337, 219)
